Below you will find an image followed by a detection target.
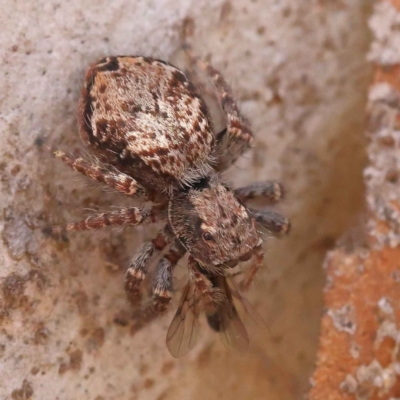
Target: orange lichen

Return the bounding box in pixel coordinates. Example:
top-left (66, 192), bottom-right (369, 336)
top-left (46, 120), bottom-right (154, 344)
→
top-left (309, 1), bottom-right (400, 399)
top-left (309, 249), bottom-right (400, 400)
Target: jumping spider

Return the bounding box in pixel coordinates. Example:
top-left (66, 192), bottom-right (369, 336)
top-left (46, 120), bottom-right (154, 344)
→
top-left (55, 47), bottom-right (290, 357)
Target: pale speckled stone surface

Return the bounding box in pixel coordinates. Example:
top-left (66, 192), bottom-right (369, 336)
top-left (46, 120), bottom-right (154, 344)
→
top-left (0, 1), bottom-right (372, 399)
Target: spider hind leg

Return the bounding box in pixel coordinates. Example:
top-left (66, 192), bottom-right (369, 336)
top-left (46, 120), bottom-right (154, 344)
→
top-left (183, 45), bottom-right (254, 171)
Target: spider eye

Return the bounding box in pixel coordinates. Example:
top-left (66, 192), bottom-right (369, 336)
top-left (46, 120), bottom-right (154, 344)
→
top-left (203, 232), bottom-right (214, 241)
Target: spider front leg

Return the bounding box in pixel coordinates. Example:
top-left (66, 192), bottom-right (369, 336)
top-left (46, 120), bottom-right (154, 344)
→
top-left (240, 244), bottom-right (264, 290)
top-left (55, 151), bottom-right (152, 200)
top-left (250, 209), bottom-right (291, 237)
top-left (130, 239), bottom-right (186, 332)
top-left (125, 226), bottom-right (174, 305)
top-left (183, 45), bottom-right (253, 171)
top-left (235, 181), bottom-right (284, 204)
top-left (188, 257), bottom-right (220, 311)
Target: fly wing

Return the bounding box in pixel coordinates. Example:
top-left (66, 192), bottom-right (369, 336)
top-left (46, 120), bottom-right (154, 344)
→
top-left (206, 276), bottom-right (249, 353)
top-left (166, 282), bottom-right (201, 358)
top-left (229, 276), bottom-right (268, 329)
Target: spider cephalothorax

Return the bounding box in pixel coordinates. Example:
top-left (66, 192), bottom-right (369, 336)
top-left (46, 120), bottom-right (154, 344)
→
top-left (169, 176), bottom-right (260, 269)
top-left (55, 48), bottom-right (289, 357)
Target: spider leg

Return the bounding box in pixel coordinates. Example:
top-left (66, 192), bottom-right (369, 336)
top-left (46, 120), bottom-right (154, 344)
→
top-left (190, 260), bottom-right (250, 351)
top-left (125, 226), bottom-right (174, 305)
top-left (55, 151), bottom-right (151, 200)
top-left (235, 181), bottom-right (284, 204)
top-left (188, 257), bottom-right (219, 311)
top-left (63, 204), bottom-right (164, 232)
top-left (250, 209), bottom-right (291, 236)
top-left (183, 45), bottom-right (253, 171)
top-left (130, 239), bottom-right (186, 332)
top-left (240, 244), bottom-right (264, 290)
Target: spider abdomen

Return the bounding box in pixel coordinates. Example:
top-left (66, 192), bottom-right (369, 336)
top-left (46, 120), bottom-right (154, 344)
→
top-left (78, 56), bottom-right (215, 190)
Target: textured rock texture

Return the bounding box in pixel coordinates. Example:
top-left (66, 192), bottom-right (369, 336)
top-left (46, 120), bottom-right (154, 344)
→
top-left (0, 1), bottom-right (372, 399)
top-left (309, 1), bottom-right (400, 399)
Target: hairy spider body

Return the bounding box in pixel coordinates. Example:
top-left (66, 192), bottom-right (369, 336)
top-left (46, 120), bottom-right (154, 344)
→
top-left (79, 56), bottom-right (215, 192)
top-left (56, 49), bottom-right (289, 355)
